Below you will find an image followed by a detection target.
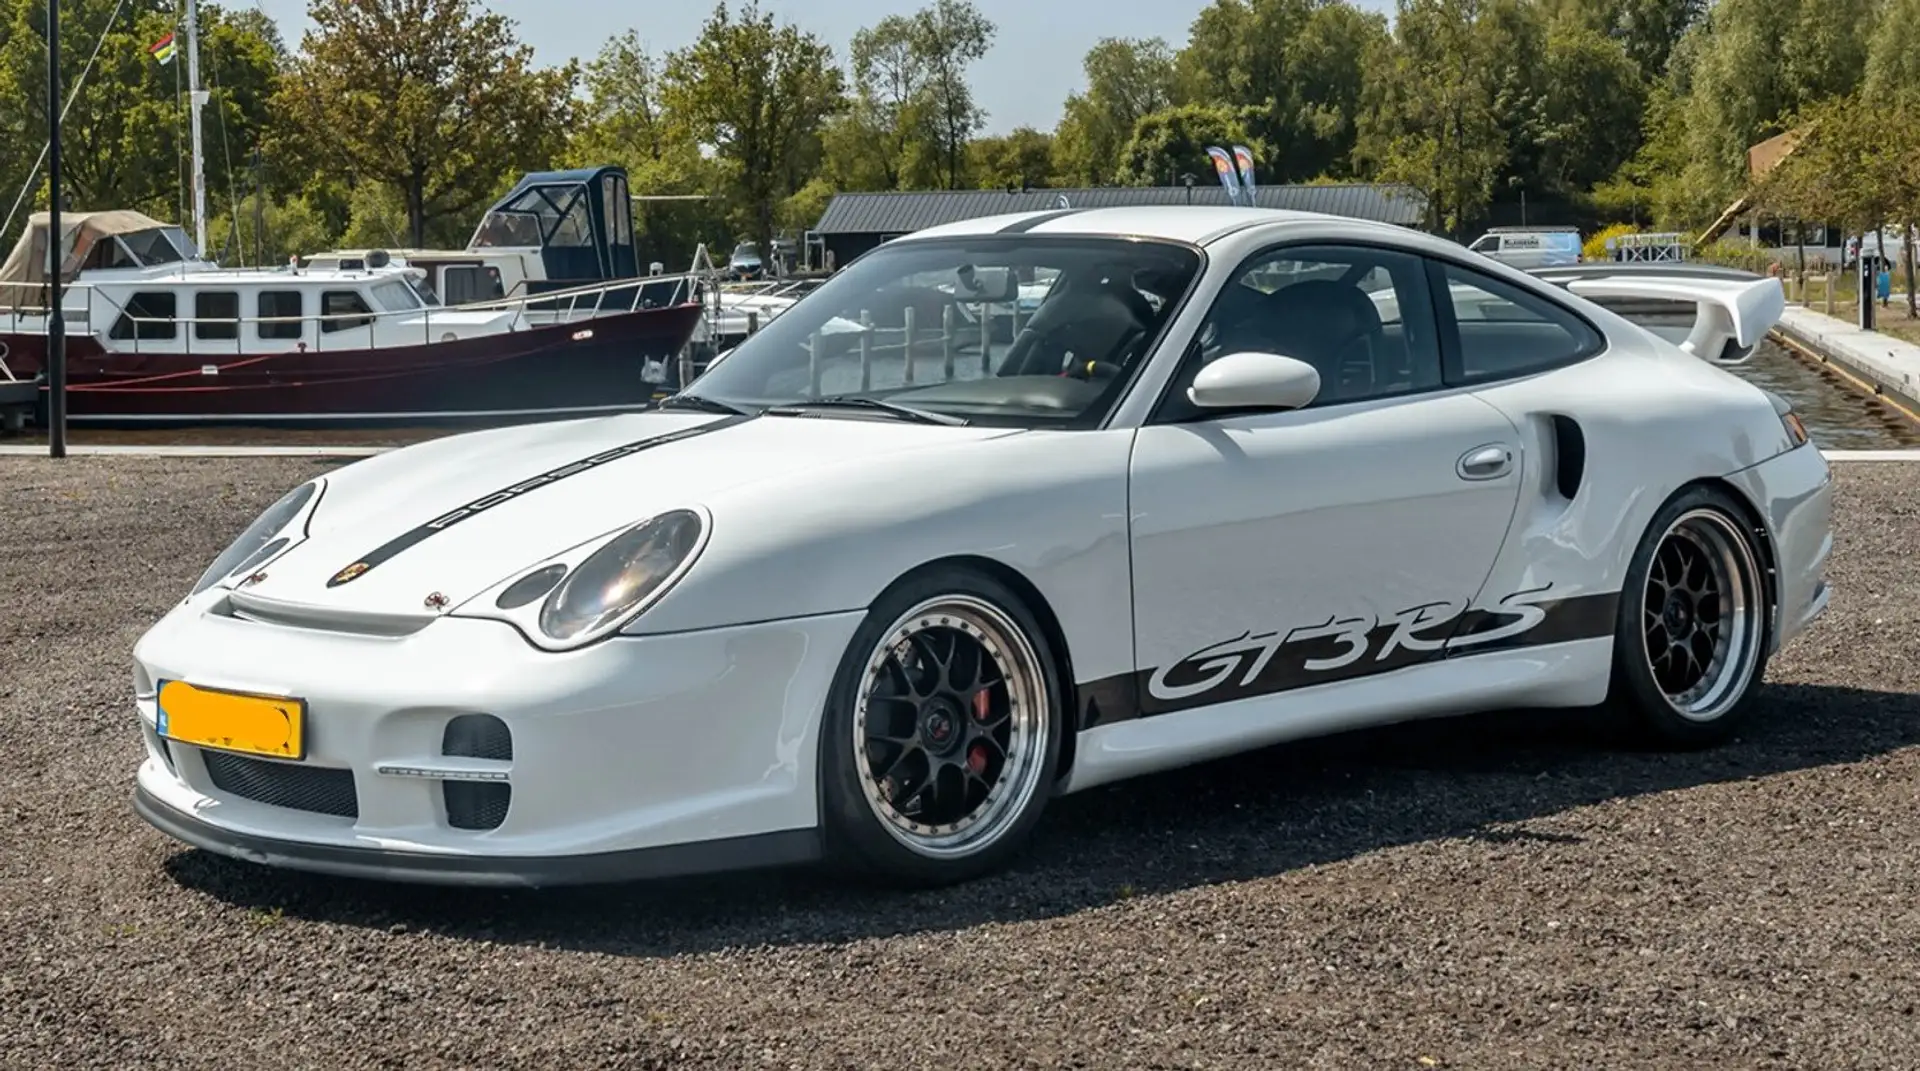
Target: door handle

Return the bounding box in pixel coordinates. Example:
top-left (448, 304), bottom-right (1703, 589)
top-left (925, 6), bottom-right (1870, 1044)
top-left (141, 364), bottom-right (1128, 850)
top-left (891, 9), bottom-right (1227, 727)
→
top-left (1457, 444), bottom-right (1513, 480)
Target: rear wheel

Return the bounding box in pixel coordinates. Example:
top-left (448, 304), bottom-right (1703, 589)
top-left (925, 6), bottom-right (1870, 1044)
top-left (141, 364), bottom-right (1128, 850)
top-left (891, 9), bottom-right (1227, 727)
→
top-left (1608, 486), bottom-right (1772, 747)
top-left (818, 569), bottom-right (1063, 886)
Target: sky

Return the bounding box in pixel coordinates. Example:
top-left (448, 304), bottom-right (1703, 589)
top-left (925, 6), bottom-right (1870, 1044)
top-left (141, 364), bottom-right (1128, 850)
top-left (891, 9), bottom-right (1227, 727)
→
top-left (250, 0), bottom-right (1397, 134)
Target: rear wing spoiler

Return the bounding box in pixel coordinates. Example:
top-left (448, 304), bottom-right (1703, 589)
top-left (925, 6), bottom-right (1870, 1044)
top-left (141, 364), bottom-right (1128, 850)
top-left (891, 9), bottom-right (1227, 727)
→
top-left (1528, 264), bottom-right (1786, 366)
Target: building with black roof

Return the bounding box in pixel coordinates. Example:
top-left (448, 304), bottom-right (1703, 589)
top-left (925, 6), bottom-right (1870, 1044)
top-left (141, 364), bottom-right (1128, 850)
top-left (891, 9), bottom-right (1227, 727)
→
top-left (808, 183), bottom-right (1428, 268)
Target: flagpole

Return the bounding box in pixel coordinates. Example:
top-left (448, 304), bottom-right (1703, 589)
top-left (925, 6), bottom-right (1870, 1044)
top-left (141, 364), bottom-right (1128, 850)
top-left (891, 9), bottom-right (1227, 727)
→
top-left (185, 0), bottom-right (207, 259)
top-left (45, 0), bottom-right (66, 459)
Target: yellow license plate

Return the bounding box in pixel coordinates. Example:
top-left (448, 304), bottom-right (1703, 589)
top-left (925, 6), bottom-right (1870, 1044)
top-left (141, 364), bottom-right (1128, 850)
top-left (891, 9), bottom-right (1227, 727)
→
top-left (155, 680), bottom-right (306, 760)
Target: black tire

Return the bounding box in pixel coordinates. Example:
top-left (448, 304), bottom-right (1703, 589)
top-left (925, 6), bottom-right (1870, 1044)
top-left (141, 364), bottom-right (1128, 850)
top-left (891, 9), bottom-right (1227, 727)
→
top-left (1607, 484), bottom-right (1773, 748)
top-left (817, 566), bottom-right (1066, 887)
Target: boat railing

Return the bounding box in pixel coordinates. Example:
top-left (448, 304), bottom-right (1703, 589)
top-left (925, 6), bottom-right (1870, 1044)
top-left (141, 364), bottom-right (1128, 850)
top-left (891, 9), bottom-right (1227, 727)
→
top-left (0, 271), bottom-right (709, 357)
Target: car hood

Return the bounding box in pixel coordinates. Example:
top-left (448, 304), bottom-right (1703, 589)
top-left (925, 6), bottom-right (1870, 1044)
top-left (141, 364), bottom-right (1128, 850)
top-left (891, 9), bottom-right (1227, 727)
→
top-left (232, 410), bottom-right (1018, 617)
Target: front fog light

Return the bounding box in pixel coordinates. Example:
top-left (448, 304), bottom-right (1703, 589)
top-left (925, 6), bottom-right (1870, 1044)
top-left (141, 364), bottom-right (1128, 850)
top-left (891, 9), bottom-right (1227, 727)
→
top-left (537, 510), bottom-right (704, 642)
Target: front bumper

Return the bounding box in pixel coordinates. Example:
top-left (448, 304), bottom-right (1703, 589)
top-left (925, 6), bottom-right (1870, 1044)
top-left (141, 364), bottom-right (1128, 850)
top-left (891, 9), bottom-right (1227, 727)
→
top-left (1725, 441), bottom-right (1834, 651)
top-left (131, 594), bottom-right (865, 886)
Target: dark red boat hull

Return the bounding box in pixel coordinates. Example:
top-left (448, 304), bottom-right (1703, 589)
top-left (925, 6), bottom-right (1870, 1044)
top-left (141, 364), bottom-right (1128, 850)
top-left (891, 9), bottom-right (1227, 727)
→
top-left (0, 302), bottom-right (703, 424)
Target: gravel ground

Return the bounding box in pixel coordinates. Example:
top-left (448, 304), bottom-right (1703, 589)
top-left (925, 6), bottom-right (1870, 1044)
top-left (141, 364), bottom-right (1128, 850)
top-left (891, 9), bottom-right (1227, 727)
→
top-left (3, 457), bottom-right (1919, 1070)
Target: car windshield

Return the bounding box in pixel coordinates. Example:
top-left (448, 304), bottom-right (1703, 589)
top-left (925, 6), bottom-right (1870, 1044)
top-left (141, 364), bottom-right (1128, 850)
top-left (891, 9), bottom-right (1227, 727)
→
top-left (687, 235), bottom-right (1203, 427)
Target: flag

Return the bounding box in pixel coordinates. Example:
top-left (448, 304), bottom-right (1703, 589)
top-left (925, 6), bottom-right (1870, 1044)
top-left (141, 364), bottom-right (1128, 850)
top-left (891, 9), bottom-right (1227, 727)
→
top-left (1206, 146), bottom-right (1242, 205)
top-left (150, 32), bottom-right (177, 65)
top-left (1231, 145), bottom-right (1258, 199)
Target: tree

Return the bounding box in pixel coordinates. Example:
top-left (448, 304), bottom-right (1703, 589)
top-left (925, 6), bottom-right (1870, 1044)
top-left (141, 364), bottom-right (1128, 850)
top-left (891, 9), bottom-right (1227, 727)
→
top-left (1354, 0), bottom-right (1509, 237)
top-left (271, 0), bottom-right (579, 248)
top-left (1282, 3), bottom-right (1390, 180)
top-left (904, 0), bottom-right (994, 188)
top-left (1537, 26), bottom-right (1646, 193)
top-left (661, 1), bottom-right (844, 268)
top-left (0, 0), bottom-right (281, 248)
top-left (1117, 103), bottom-right (1267, 187)
top-left (1864, 0), bottom-right (1920, 109)
top-left (570, 29), bottom-right (729, 268)
top-left (1053, 37), bottom-right (1177, 185)
top-left (970, 127), bottom-right (1056, 190)
top-left (848, 12), bottom-right (925, 189)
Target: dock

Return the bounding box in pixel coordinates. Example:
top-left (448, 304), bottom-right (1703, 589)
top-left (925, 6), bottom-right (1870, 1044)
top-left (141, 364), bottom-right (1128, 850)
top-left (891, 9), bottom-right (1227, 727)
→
top-left (1774, 303), bottom-right (1920, 421)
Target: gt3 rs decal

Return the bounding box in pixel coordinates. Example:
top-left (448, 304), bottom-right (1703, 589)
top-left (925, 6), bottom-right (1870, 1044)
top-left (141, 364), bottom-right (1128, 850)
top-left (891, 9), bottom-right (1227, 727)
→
top-left (1076, 584), bottom-right (1619, 728)
top-left (326, 413), bottom-right (753, 587)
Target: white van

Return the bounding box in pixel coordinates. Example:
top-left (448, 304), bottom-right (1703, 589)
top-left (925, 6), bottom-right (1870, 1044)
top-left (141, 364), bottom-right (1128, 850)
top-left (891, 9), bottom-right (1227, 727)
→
top-left (1466, 227), bottom-right (1583, 269)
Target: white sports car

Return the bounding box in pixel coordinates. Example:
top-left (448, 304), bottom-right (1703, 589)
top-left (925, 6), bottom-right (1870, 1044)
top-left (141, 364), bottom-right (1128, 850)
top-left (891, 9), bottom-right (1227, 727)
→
top-left (131, 207), bottom-right (1833, 888)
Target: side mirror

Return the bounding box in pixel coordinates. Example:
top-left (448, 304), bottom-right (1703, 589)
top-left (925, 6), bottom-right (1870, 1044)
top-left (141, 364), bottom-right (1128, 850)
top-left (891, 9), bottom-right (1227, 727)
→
top-left (1188, 351), bottom-right (1321, 411)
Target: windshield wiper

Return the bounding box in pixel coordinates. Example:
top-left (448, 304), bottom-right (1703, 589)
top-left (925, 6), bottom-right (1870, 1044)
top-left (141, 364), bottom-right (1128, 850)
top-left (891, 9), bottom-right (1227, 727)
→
top-left (765, 396), bottom-right (969, 426)
top-left (658, 392), bottom-right (753, 416)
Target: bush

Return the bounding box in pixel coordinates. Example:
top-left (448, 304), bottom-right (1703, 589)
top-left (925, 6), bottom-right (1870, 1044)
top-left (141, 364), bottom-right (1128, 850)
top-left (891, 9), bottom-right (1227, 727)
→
top-left (1583, 222), bottom-right (1639, 261)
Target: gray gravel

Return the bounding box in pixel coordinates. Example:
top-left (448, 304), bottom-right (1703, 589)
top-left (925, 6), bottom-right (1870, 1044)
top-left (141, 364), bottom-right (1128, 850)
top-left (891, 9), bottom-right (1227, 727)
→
top-left (4, 456), bottom-right (1920, 1069)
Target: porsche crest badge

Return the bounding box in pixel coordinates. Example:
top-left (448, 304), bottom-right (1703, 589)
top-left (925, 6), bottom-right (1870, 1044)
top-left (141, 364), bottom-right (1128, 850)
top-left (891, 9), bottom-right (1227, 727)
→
top-left (331, 561), bottom-right (370, 585)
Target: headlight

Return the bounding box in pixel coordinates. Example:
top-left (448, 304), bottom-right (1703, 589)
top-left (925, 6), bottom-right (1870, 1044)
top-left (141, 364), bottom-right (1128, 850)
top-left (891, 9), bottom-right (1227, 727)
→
top-left (536, 510), bottom-right (706, 643)
top-left (190, 480), bottom-right (322, 596)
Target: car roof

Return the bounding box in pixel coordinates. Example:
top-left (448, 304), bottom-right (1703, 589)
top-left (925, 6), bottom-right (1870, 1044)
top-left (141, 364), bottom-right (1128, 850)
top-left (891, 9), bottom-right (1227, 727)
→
top-left (899, 206), bottom-right (1421, 249)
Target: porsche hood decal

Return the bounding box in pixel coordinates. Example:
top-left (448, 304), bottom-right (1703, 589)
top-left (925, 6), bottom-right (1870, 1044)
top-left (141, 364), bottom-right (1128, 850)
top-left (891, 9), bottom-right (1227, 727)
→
top-left (1075, 585), bottom-right (1620, 729)
top-left (326, 413), bottom-right (754, 587)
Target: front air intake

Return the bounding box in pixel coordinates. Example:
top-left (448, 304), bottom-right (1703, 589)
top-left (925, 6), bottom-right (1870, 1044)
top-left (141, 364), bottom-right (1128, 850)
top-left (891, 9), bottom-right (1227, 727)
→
top-left (442, 714), bottom-right (512, 830)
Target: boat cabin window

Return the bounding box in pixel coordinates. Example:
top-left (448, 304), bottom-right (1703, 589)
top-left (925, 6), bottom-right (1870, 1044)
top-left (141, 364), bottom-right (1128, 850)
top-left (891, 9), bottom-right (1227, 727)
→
top-left (441, 265), bottom-right (505, 304)
top-left (369, 279), bottom-right (423, 312)
top-left (472, 185), bottom-right (593, 249)
top-left (121, 227), bottom-right (189, 266)
top-left (258, 291), bottom-right (304, 339)
top-left (108, 291), bottom-right (178, 340)
top-left (194, 291), bottom-right (239, 340)
top-left (320, 290), bottom-right (374, 332)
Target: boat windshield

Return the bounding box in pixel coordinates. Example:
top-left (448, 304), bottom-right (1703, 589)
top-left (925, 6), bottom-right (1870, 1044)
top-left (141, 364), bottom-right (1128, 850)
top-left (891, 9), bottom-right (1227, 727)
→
top-left (686, 235), bottom-right (1203, 428)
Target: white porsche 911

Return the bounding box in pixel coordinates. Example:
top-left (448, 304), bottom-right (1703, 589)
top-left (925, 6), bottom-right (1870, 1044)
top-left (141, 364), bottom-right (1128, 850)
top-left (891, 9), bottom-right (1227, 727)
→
top-left (131, 207), bottom-right (1833, 888)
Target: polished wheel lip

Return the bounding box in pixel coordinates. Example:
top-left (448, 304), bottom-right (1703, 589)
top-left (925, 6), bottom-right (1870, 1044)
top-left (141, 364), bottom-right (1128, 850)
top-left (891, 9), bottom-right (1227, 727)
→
top-left (852, 594), bottom-right (1051, 860)
top-left (1641, 507), bottom-right (1765, 723)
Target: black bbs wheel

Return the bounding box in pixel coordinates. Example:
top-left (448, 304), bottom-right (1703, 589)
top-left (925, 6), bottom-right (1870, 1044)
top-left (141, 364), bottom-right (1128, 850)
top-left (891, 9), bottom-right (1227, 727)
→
top-left (819, 568), bottom-right (1063, 886)
top-left (1608, 484), bottom-right (1772, 747)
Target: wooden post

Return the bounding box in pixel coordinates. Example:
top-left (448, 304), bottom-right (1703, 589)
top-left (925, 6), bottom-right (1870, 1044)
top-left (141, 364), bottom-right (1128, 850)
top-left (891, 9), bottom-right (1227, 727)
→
top-left (979, 303), bottom-right (990, 375)
top-left (902, 306), bottom-right (916, 385)
top-left (858, 309), bottom-right (872, 391)
top-left (808, 330), bottom-right (822, 397)
top-left (942, 306), bottom-right (955, 381)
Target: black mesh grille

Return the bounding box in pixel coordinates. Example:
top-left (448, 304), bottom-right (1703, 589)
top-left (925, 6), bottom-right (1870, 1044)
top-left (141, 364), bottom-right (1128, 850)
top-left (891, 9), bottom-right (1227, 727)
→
top-left (444, 782), bottom-right (511, 830)
top-left (442, 715), bottom-right (512, 830)
top-left (443, 714), bottom-right (512, 760)
top-left (202, 751), bottom-right (358, 818)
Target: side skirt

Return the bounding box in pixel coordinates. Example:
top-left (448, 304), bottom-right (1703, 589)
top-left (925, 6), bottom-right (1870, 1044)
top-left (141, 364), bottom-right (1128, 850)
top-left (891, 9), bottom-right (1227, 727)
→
top-left (1059, 635), bottom-right (1617, 795)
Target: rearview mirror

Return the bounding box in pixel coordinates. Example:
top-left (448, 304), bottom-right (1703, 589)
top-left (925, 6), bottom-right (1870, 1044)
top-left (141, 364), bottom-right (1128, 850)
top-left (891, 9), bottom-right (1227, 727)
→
top-left (951, 265), bottom-right (1019, 303)
top-left (1188, 352), bottom-right (1321, 411)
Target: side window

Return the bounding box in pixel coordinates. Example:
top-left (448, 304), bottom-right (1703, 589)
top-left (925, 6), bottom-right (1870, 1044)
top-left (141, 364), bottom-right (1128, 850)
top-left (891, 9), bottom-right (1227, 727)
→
top-left (194, 291), bottom-right (239, 340)
top-left (108, 291), bottom-right (178, 340)
top-left (320, 290), bottom-right (374, 333)
top-left (258, 290), bottom-right (304, 340)
top-left (1433, 260), bottom-right (1605, 384)
top-left (1157, 244), bottom-right (1443, 421)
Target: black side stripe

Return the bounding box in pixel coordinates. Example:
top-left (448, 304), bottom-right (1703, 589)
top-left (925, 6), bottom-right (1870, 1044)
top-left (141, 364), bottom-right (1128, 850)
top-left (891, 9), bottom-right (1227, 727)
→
top-left (997, 209), bottom-right (1085, 233)
top-left (326, 413), bottom-right (754, 587)
top-left (1071, 590), bottom-right (1620, 730)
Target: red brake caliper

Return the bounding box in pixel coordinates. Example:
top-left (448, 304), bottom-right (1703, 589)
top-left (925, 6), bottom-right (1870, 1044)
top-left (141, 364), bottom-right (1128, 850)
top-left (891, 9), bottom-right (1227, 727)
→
top-left (967, 690), bottom-right (992, 774)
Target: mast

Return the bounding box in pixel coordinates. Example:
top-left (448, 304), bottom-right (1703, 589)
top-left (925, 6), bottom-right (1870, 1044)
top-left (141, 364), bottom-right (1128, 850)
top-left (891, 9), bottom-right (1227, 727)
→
top-left (185, 0), bottom-right (208, 258)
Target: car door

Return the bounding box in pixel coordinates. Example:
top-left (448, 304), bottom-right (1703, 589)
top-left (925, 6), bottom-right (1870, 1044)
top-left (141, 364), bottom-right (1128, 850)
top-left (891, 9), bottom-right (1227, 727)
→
top-left (1127, 242), bottom-right (1525, 719)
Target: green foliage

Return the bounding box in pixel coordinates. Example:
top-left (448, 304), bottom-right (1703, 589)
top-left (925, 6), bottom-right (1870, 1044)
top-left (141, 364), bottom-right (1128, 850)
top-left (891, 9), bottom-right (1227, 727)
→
top-left (970, 128), bottom-right (1057, 190)
top-left (660, 1), bottom-right (846, 263)
top-left (1117, 103), bottom-right (1268, 187)
top-left (0, 0), bottom-right (279, 247)
top-left (270, 0), bottom-right (579, 248)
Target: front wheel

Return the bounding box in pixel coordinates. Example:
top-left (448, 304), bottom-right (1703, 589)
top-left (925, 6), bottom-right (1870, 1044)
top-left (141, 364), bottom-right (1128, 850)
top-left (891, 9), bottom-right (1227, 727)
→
top-left (818, 569), bottom-right (1064, 886)
top-left (1607, 485), bottom-right (1772, 747)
